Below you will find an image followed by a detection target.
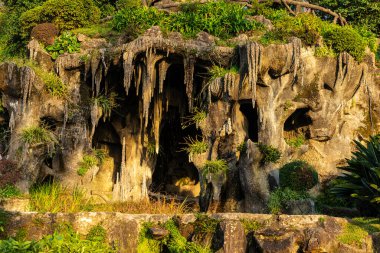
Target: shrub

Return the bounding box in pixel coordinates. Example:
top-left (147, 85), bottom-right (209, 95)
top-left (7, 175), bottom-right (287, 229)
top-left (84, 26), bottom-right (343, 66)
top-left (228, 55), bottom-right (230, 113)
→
top-left (30, 23), bottom-right (59, 45)
top-left (268, 187), bottom-right (309, 214)
top-left (86, 224), bottom-right (107, 243)
top-left (201, 159), bottom-right (228, 177)
top-left (237, 141), bottom-right (247, 153)
top-left (20, 0), bottom-right (101, 37)
top-left (180, 136), bottom-right (208, 155)
top-left (285, 135), bottom-right (305, 148)
top-left (20, 125), bottom-right (56, 146)
top-left (112, 1), bottom-right (262, 39)
top-left (33, 67), bottom-right (67, 97)
top-left (256, 143), bottom-right (281, 163)
top-left (77, 154), bottom-right (98, 176)
top-left (29, 183), bottom-right (92, 213)
top-left (0, 185), bottom-right (21, 199)
top-left (45, 32), bottom-right (81, 60)
top-left (279, 160), bottom-right (318, 191)
top-left (322, 25), bottom-right (367, 61)
top-left (331, 136), bottom-right (380, 214)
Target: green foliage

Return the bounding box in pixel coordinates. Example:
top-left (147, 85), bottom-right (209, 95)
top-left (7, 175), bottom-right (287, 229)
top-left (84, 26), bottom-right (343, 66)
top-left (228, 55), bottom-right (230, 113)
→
top-left (193, 213), bottom-right (220, 234)
top-left (45, 32), bottom-right (81, 60)
top-left (29, 182), bottom-right (92, 213)
top-left (237, 141), bottom-right (247, 153)
top-left (331, 136), bottom-right (380, 213)
top-left (112, 1), bottom-right (262, 39)
top-left (201, 159), bottom-right (228, 177)
top-left (20, 0), bottom-right (101, 37)
top-left (71, 23), bottom-right (114, 38)
top-left (310, 0), bottom-right (380, 34)
top-left (209, 65), bottom-right (238, 80)
top-left (240, 219), bottom-right (263, 234)
top-left (0, 223), bottom-right (116, 252)
top-left (280, 160), bottom-right (318, 191)
top-left (0, 209), bottom-right (10, 233)
top-left (0, 184), bottom-right (21, 198)
top-left (92, 92), bottom-right (118, 122)
top-left (323, 25), bottom-right (367, 61)
top-left (20, 125), bottom-right (56, 146)
top-left (337, 222), bottom-right (369, 247)
top-left (180, 136), bottom-right (208, 155)
top-left (285, 135), bottom-right (305, 148)
top-left (268, 188), bottom-right (309, 214)
top-left (315, 178), bottom-right (353, 211)
top-left (315, 45), bottom-right (336, 57)
top-left (77, 154), bottom-right (99, 176)
top-left (256, 143), bottom-right (281, 163)
top-left (181, 108), bottom-right (207, 129)
top-left (86, 224), bottom-right (107, 243)
top-left (138, 219), bottom-right (210, 253)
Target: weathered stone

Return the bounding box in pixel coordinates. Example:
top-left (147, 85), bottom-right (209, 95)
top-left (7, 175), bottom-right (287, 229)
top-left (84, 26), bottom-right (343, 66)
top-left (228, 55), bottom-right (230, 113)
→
top-left (149, 227), bottom-right (169, 239)
top-left (284, 199), bottom-right (315, 215)
top-left (0, 198), bottom-right (30, 212)
top-left (220, 220), bottom-right (247, 253)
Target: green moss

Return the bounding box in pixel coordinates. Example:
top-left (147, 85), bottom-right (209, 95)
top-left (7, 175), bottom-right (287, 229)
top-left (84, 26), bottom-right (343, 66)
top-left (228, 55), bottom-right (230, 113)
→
top-left (86, 224), bottom-right (107, 243)
top-left (315, 45), bottom-right (336, 58)
top-left (337, 223), bottom-right (369, 247)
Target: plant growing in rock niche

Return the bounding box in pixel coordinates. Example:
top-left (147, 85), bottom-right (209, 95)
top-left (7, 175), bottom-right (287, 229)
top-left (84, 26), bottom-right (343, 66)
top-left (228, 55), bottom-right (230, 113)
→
top-left (181, 108), bottom-right (207, 129)
top-left (256, 142), bottom-right (281, 163)
top-left (77, 149), bottom-right (106, 176)
top-left (20, 125), bottom-right (57, 147)
top-left (201, 159), bottom-right (228, 178)
top-left (45, 32), bottom-right (81, 60)
top-left (180, 136), bottom-right (208, 156)
top-left (285, 134), bottom-right (305, 148)
top-left (92, 92), bottom-right (118, 122)
top-left (279, 160), bottom-right (318, 191)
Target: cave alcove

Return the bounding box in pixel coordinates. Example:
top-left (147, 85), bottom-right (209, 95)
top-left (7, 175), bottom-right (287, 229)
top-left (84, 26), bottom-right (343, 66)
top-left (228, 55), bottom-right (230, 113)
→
top-left (239, 100), bottom-right (259, 142)
top-left (283, 108), bottom-right (312, 139)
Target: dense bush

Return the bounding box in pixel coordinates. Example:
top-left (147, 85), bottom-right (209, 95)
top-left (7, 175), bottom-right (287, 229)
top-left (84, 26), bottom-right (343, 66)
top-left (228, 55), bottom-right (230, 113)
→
top-left (112, 1), bottom-right (262, 39)
top-left (331, 136), bottom-right (380, 214)
top-left (256, 143), bottom-right (281, 163)
top-left (279, 160), bottom-right (318, 191)
top-left (20, 0), bottom-right (101, 37)
top-left (268, 187), bottom-right (309, 214)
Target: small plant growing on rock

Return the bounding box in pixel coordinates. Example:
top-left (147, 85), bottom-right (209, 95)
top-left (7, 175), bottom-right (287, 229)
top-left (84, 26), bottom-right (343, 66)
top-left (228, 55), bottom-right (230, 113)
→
top-left (181, 108), bottom-right (207, 129)
top-left (20, 125), bottom-right (57, 146)
top-left (268, 187), bottom-right (309, 214)
top-left (237, 141), bottom-right (247, 153)
top-left (285, 135), bottom-right (305, 148)
top-left (279, 160), bottom-right (318, 191)
top-left (201, 159), bottom-right (228, 177)
top-left (256, 142), bottom-right (281, 163)
top-left (92, 92), bottom-right (118, 122)
top-left (86, 224), bottom-right (107, 243)
top-left (0, 185), bottom-right (21, 199)
top-left (209, 65), bottom-right (238, 80)
top-left (46, 32), bottom-right (81, 60)
top-left (77, 149), bottom-right (106, 176)
top-left (180, 136), bottom-right (208, 155)
top-left (240, 219), bottom-right (263, 234)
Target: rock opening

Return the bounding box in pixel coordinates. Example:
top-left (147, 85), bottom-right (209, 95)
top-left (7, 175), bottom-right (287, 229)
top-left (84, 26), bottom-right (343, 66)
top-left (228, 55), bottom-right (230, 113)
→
top-left (239, 101), bottom-right (259, 142)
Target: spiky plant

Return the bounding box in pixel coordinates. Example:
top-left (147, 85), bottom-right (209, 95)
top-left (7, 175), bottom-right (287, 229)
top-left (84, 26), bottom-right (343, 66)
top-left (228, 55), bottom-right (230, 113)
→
top-left (331, 136), bottom-right (380, 213)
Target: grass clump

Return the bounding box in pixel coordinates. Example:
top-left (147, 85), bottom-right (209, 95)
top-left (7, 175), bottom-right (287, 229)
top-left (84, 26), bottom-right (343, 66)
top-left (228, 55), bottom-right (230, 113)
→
top-left (268, 188), bottom-right (309, 214)
top-left (201, 159), bottom-right (228, 177)
top-left (20, 125), bottom-right (56, 146)
top-left (279, 160), bottom-right (318, 191)
top-left (256, 142), bottom-right (281, 163)
top-left (182, 108), bottom-right (207, 129)
top-left (209, 65), bottom-right (238, 80)
top-left (285, 135), bottom-right (305, 148)
top-left (77, 149), bottom-right (106, 176)
top-left (29, 183), bottom-right (92, 213)
top-left (92, 92), bottom-right (119, 122)
top-left (112, 1), bottom-right (262, 39)
top-left (180, 136), bottom-right (208, 155)
top-left (337, 222), bottom-right (369, 247)
top-left (45, 32), bottom-right (81, 60)
top-left (0, 184), bottom-right (21, 199)
top-left (240, 219), bottom-right (263, 234)
top-left (86, 224), bottom-right (107, 243)
top-left (138, 219), bottom-right (210, 253)
top-left (193, 213), bottom-right (220, 234)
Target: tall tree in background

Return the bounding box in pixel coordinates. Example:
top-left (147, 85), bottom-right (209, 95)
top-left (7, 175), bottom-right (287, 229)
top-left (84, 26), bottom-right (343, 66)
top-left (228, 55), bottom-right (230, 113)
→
top-left (310, 0), bottom-right (380, 34)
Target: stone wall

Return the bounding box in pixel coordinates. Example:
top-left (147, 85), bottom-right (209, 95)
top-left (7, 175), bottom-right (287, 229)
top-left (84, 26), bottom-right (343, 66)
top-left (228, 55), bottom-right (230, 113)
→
top-left (2, 212), bottom-right (379, 252)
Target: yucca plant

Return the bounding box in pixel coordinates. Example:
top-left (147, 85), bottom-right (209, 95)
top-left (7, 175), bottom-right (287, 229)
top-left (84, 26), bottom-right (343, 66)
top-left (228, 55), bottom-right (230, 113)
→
top-left (331, 136), bottom-right (380, 214)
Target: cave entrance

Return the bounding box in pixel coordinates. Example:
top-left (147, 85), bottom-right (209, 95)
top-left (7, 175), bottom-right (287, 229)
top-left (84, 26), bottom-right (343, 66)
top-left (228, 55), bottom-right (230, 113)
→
top-left (283, 108), bottom-right (312, 139)
top-left (239, 101), bottom-right (259, 142)
top-left (151, 63), bottom-right (201, 197)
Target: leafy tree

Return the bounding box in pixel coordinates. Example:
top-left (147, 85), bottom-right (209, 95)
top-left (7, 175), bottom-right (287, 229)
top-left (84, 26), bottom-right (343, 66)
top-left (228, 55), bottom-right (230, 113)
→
top-left (310, 0), bottom-right (380, 33)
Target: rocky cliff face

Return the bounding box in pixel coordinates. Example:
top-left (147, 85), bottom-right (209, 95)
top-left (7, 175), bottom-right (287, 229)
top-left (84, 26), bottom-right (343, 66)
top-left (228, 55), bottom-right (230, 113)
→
top-left (0, 27), bottom-right (378, 212)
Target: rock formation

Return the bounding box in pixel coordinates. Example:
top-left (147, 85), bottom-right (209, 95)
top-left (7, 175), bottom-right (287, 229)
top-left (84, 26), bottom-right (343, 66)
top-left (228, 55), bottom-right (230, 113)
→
top-left (0, 26), bottom-right (378, 212)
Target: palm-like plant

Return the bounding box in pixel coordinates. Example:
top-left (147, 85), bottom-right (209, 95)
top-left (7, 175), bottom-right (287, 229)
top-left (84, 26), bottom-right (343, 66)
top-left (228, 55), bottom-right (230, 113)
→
top-left (331, 136), bottom-right (380, 213)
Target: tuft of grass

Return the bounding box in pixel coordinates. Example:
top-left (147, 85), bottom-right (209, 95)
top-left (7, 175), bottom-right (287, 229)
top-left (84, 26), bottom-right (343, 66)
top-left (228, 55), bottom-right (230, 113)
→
top-left (180, 136), bottom-right (208, 155)
top-left (0, 185), bottom-right (21, 199)
top-left (77, 153), bottom-right (99, 176)
top-left (71, 23), bottom-right (114, 38)
top-left (209, 65), bottom-right (239, 81)
top-left (92, 92), bottom-right (118, 122)
top-left (268, 187), bottom-right (309, 214)
top-left (285, 135), bottom-right (305, 148)
top-left (20, 125), bottom-right (56, 146)
top-left (182, 108), bottom-right (207, 129)
top-left (193, 213), bottom-right (220, 234)
top-left (86, 224), bottom-right (107, 243)
top-left (256, 142), bottom-right (281, 163)
top-left (29, 183), bottom-right (92, 213)
top-left (201, 159), bottom-right (228, 177)
top-left (240, 219), bottom-right (263, 234)
top-left (92, 199), bottom-right (190, 214)
top-left (315, 45), bottom-right (336, 58)
top-left (337, 222), bottom-right (369, 247)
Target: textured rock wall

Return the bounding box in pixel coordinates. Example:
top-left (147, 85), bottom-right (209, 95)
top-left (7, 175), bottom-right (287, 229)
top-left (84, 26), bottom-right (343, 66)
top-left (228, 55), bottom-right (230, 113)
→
top-left (0, 27), bottom-right (378, 211)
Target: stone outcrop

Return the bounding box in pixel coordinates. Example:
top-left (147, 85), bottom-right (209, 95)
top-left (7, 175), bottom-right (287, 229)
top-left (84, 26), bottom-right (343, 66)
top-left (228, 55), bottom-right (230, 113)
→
top-left (0, 26), bottom-right (378, 211)
top-left (2, 212), bottom-right (379, 253)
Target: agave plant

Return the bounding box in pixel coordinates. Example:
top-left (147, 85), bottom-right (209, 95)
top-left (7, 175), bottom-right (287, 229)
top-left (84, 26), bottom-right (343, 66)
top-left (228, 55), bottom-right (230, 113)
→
top-left (331, 136), bottom-right (380, 213)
